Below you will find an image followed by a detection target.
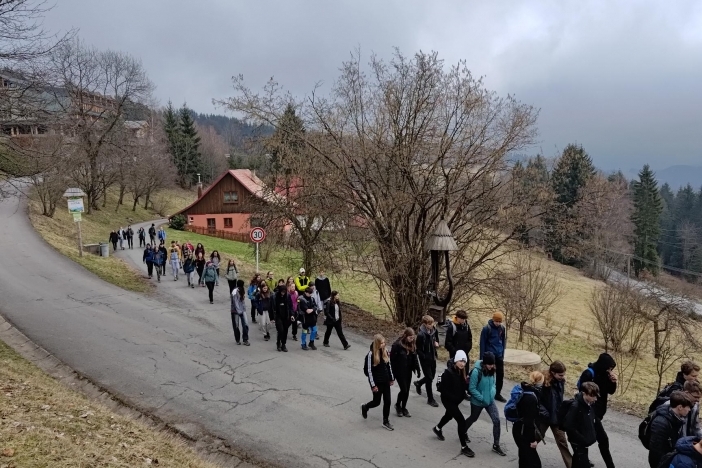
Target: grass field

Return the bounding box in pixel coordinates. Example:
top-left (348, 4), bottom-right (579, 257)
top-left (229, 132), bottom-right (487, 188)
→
top-left (29, 188), bottom-right (195, 293)
top-left (0, 339), bottom-right (218, 468)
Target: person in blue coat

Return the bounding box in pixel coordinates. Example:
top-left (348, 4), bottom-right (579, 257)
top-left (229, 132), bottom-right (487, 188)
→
top-left (668, 436), bottom-right (702, 468)
top-left (480, 311), bottom-right (507, 402)
top-left (464, 352), bottom-right (506, 456)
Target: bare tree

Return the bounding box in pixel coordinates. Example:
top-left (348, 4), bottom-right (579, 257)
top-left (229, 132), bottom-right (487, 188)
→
top-left (197, 124), bottom-right (229, 183)
top-left (221, 50), bottom-right (540, 325)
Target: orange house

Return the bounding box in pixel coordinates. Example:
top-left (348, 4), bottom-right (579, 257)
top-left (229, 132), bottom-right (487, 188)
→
top-left (172, 169), bottom-right (271, 237)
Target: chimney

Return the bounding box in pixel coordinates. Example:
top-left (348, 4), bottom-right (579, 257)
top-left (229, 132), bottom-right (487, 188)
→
top-left (196, 173), bottom-right (203, 198)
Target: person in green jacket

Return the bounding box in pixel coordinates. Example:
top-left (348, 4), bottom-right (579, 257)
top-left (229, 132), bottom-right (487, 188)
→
top-left (295, 268), bottom-right (310, 294)
top-left (464, 352), bottom-right (506, 456)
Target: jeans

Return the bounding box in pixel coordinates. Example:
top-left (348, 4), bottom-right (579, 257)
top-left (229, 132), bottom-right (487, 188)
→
top-left (537, 422), bottom-right (572, 468)
top-left (416, 358), bottom-right (437, 401)
top-left (365, 382), bottom-right (391, 421)
top-left (514, 421), bottom-right (542, 468)
top-left (276, 320), bottom-right (290, 346)
top-left (437, 398), bottom-right (467, 446)
top-left (231, 312), bottom-right (249, 343)
top-left (206, 281), bottom-right (215, 302)
top-left (259, 311), bottom-right (271, 336)
top-left (496, 355), bottom-right (505, 396)
top-left (301, 325), bottom-right (317, 346)
top-left (171, 260), bottom-right (179, 279)
top-left (323, 320), bottom-right (348, 347)
top-left (595, 419), bottom-right (615, 468)
top-left (186, 271), bottom-right (195, 285)
top-left (465, 402), bottom-right (501, 444)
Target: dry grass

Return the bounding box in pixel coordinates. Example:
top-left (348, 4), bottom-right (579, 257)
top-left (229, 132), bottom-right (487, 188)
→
top-left (0, 339), bottom-right (218, 468)
top-left (28, 189), bottom-right (196, 293)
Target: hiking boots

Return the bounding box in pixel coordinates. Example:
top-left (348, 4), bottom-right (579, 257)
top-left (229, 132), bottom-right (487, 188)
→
top-left (414, 381), bottom-right (423, 395)
top-left (492, 444), bottom-right (507, 456)
top-left (309, 342), bottom-right (317, 350)
top-left (382, 420), bottom-right (394, 431)
top-left (301, 344), bottom-right (309, 351)
top-left (433, 426), bottom-right (445, 441)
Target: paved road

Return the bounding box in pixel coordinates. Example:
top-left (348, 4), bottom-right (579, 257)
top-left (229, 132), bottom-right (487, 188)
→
top-left (0, 191), bottom-right (647, 468)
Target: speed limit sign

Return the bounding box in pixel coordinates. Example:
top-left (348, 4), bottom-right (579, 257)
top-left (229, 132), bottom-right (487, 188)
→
top-left (250, 227), bottom-right (266, 243)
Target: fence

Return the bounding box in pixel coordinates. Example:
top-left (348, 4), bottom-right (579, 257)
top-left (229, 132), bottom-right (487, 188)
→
top-left (183, 225), bottom-right (250, 243)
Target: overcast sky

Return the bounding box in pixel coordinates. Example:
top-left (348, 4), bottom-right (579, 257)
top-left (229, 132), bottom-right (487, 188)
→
top-left (42, 0), bottom-right (702, 172)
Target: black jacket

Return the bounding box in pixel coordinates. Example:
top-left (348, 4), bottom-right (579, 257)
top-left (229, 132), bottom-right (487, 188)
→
top-left (109, 232), bottom-right (119, 243)
top-left (272, 292), bottom-right (293, 323)
top-left (324, 300), bottom-right (342, 324)
top-left (579, 353), bottom-right (617, 420)
top-left (649, 405), bottom-right (686, 468)
top-left (366, 344), bottom-right (394, 388)
top-left (539, 379), bottom-right (566, 426)
top-left (445, 320), bottom-right (472, 358)
top-left (439, 361), bottom-right (467, 406)
top-left (517, 383), bottom-right (541, 443)
top-left (390, 340), bottom-right (420, 380)
top-left (562, 393), bottom-right (597, 448)
top-left (416, 325), bottom-right (439, 361)
top-left (298, 294), bottom-right (318, 328)
top-left (315, 277), bottom-right (331, 302)
top-left (257, 293), bottom-right (273, 319)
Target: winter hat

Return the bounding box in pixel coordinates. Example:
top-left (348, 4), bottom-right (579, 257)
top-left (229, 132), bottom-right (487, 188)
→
top-left (482, 352), bottom-right (496, 365)
top-left (492, 311), bottom-right (504, 322)
top-left (299, 268), bottom-right (306, 274)
top-left (454, 350), bottom-right (468, 364)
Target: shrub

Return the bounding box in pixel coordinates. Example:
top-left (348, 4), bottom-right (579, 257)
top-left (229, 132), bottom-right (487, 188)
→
top-left (169, 214), bottom-right (186, 231)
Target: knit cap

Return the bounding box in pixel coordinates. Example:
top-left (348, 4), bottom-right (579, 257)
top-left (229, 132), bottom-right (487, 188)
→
top-left (483, 352), bottom-right (496, 365)
top-left (492, 311), bottom-right (504, 322)
top-left (454, 350), bottom-right (468, 363)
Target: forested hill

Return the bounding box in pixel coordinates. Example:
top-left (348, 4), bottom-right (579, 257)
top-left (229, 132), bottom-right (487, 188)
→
top-left (190, 111), bottom-right (274, 150)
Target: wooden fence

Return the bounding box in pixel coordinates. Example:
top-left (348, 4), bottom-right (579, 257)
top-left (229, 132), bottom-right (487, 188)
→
top-left (183, 225), bottom-right (250, 243)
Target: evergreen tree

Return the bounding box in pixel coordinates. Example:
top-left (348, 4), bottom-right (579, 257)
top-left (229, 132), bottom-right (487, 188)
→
top-left (177, 104), bottom-right (202, 188)
top-left (631, 164), bottom-right (663, 276)
top-left (269, 103), bottom-right (305, 176)
top-left (163, 101), bottom-right (180, 166)
top-left (545, 144), bottom-right (596, 265)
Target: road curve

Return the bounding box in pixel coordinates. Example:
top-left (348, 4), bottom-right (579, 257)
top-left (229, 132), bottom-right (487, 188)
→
top-left (0, 191), bottom-right (647, 468)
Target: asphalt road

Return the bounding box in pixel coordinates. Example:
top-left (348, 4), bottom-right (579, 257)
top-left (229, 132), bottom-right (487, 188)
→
top-left (0, 191), bottom-right (647, 468)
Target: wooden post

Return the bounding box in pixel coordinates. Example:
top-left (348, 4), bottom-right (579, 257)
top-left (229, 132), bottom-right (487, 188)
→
top-left (77, 220), bottom-right (83, 257)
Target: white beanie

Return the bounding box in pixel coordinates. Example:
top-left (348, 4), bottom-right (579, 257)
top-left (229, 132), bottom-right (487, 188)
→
top-left (454, 350), bottom-right (468, 363)
top-left (299, 268), bottom-right (305, 274)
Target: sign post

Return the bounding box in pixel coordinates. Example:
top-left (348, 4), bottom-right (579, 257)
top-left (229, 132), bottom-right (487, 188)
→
top-left (63, 188), bottom-right (86, 257)
top-left (249, 227), bottom-right (266, 273)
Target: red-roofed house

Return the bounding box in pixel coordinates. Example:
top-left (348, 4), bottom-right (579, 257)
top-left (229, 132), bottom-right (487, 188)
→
top-left (172, 169), bottom-right (273, 240)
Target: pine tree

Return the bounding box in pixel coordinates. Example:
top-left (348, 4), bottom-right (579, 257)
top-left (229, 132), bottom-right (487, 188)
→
top-left (545, 144), bottom-right (595, 265)
top-left (269, 103), bottom-right (305, 176)
top-left (163, 101), bottom-right (180, 166)
top-left (631, 164), bottom-right (663, 276)
top-left (177, 104), bottom-right (202, 188)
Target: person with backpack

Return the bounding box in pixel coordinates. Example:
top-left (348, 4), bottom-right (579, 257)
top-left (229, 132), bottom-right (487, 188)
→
top-left (157, 226), bottom-right (167, 244)
top-left (465, 351), bottom-right (505, 456)
top-left (138, 227), bottom-right (146, 247)
top-left (538, 361), bottom-right (573, 468)
top-left (109, 230), bottom-right (119, 251)
top-left (445, 309), bottom-right (472, 366)
top-left (578, 353), bottom-right (618, 468)
top-left (322, 291), bottom-right (350, 350)
top-left (195, 253), bottom-right (207, 287)
top-left (295, 268), bottom-right (310, 294)
top-left (315, 270), bottom-right (332, 307)
top-left (512, 371), bottom-right (545, 468)
top-left (562, 381), bottom-right (600, 468)
top-left (148, 224), bottom-right (156, 245)
top-left (272, 285), bottom-right (293, 352)
top-left (183, 252), bottom-right (196, 288)
top-left (256, 283), bottom-right (273, 341)
top-left (390, 328), bottom-right (421, 418)
top-left (225, 259), bottom-right (238, 295)
top-left (157, 242), bottom-right (168, 277)
top-left (287, 282), bottom-right (299, 341)
top-left (298, 287), bottom-right (318, 351)
top-left (362, 334), bottom-right (395, 431)
top-left (663, 381), bottom-right (702, 439)
top-left (126, 225), bottom-right (134, 249)
top-left (647, 391), bottom-right (694, 468)
top-left (414, 314), bottom-right (440, 407)
top-left (152, 245), bottom-right (165, 282)
top-left (210, 251), bottom-right (221, 286)
top-left (651, 361), bottom-right (701, 414)
top-left (480, 311), bottom-right (507, 402)
top-left (231, 279), bottom-right (250, 346)
top-left (432, 350), bottom-right (475, 457)
top-left (666, 436), bottom-right (702, 468)
top-left (142, 244), bottom-right (154, 278)
top-left (247, 275), bottom-right (261, 324)
top-left (202, 261), bottom-right (218, 304)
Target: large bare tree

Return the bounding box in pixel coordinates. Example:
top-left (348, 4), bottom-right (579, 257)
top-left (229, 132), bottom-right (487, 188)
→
top-left (222, 50), bottom-right (540, 325)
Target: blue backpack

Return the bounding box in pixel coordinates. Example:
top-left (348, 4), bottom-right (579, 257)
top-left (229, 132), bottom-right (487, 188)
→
top-left (504, 384), bottom-right (534, 422)
top-left (576, 368), bottom-right (595, 391)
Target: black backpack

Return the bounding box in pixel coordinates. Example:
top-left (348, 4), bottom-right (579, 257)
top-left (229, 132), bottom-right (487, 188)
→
top-left (638, 411), bottom-right (656, 449)
top-left (649, 383), bottom-right (682, 414)
top-left (657, 450), bottom-right (678, 468)
top-left (363, 353), bottom-right (369, 377)
top-left (557, 399), bottom-right (575, 431)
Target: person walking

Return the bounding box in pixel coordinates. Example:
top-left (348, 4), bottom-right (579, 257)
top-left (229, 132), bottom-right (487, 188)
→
top-left (256, 283), bottom-right (273, 341)
top-left (247, 274), bottom-right (261, 324)
top-left (649, 391), bottom-right (694, 468)
top-left (142, 244), bottom-right (154, 278)
top-left (432, 350), bottom-right (475, 457)
top-left (272, 285), bottom-right (293, 352)
top-left (183, 251), bottom-right (195, 288)
top-left (210, 251), bottom-right (221, 286)
top-left (315, 270), bottom-right (332, 307)
top-left (480, 311), bottom-right (507, 402)
top-left (361, 334), bottom-right (395, 431)
top-left (287, 282), bottom-right (299, 341)
top-left (225, 259), bottom-right (238, 295)
top-left (153, 245), bottom-right (165, 282)
top-left (298, 287), bottom-right (318, 351)
top-left (202, 261), bottom-right (218, 304)
top-left (194, 243), bottom-right (205, 259)
top-left (194, 253), bottom-right (206, 287)
top-left (414, 314), bottom-right (440, 407)
top-left (264, 271), bottom-right (275, 291)
top-left (138, 227), bottom-right (146, 248)
top-left (308, 284), bottom-right (324, 317)
top-left (445, 309), bottom-right (472, 366)
top-left (390, 327), bottom-right (420, 418)
top-left (126, 225), bottom-right (134, 249)
top-left (666, 436), bottom-right (702, 468)
top-left (562, 382), bottom-right (600, 468)
top-left (148, 224), bottom-right (156, 245)
top-left (538, 361), bottom-right (573, 468)
top-left (231, 279), bottom-right (250, 346)
top-left (118, 227), bottom-right (125, 250)
top-left (464, 351), bottom-right (506, 456)
top-left (169, 242), bottom-right (180, 281)
top-left (109, 230), bottom-right (119, 251)
top-left (322, 291), bottom-right (350, 350)
top-left (157, 226), bottom-right (166, 244)
top-left (663, 381), bottom-right (702, 439)
top-left (294, 268), bottom-right (310, 294)
top-left (512, 371), bottom-right (545, 468)
top-left (158, 242), bottom-right (168, 277)
top-left (578, 353), bottom-right (617, 468)
top-left (651, 361), bottom-right (701, 413)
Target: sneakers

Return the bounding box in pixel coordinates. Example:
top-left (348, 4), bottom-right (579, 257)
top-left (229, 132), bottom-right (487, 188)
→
top-left (495, 394), bottom-right (506, 403)
top-left (343, 344), bottom-right (351, 350)
top-left (277, 344), bottom-right (281, 352)
top-left (414, 381), bottom-right (422, 395)
top-left (236, 341), bottom-right (241, 345)
top-left (395, 404), bottom-right (404, 417)
top-left (361, 404), bottom-right (368, 419)
top-left (433, 426), bottom-right (445, 441)
top-left (281, 345), bottom-right (288, 352)
top-left (264, 334), bottom-right (270, 341)
top-left (243, 341), bottom-right (250, 346)
top-left (461, 446), bottom-right (475, 458)
top-left (382, 420), bottom-right (394, 431)
top-left (292, 335), bottom-right (298, 341)
top-left (309, 342), bottom-right (317, 350)
top-left (323, 343), bottom-right (330, 347)
top-left (210, 301), bottom-right (213, 304)
top-left (401, 408), bottom-right (411, 418)
top-left (492, 444), bottom-right (507, 456)
top-left (301, 345), bottom-right (309, 351)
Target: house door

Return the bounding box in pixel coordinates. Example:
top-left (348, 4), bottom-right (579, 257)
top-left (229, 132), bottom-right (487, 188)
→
top-left (207, 218), bottom-right (216, 233)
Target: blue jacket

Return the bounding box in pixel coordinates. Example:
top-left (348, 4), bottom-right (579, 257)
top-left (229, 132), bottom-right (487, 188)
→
top-left (468, 360), bottom-right (496, 408)
top-left (480, 320), bottom-right (506, 359)
top-left (670, 437), bottom-right (702, 468)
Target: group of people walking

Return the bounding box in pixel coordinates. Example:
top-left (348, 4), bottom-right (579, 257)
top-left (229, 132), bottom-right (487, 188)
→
top-left (109, 225), bottom-right (135, 251)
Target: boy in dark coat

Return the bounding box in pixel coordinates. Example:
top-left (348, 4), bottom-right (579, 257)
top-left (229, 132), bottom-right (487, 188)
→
top-left (414, 314), bottom-right (440, 407)
top-left (578, 353), bottom-right (617, 468)
top-left (668, 436), bottom-right (702, 468)
top-left (480, 311), bottom-right (507, 401)
top-left (649, 391), bottom-right (694, 468)
top-left (562, 382), bottom-right (599, 468)
top-left (272, 285), bottom-right (293, 352)
top-left (445, 309), bottom-right (472, 364)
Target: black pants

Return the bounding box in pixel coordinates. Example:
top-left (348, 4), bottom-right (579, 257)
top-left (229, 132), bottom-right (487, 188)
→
top-left (206, 281), bottom-right (215, 302)
top-left (250, 300), bottom-right (257, 322)
top-left (139, 237), bottom-right (145, 247)
top-left (149, 235), bottom-right (155, 245)
top-left (496, 355), bottom-right (505, 396)
top-left (396, 371), bottom-right (412, 409)
top-left (437, 399), bottom-right (467, 446)
top-left (291, 317), bottom-right (298, 337)
top-left (112, 241), bottom-right (117, 251)
top-left (127, 237), bottom-right (133, 249)
top-left (227, 280), bottom-right (236, 295)
top-left (365, 382), bottom-right (391, 421)
top-left (323, 320), bottom-right (348, 347)
top-left (571, 444), bottom-right (590, 468)
top-left (276, 320), bottom-right (290, 347)
top-left (513, 421), bottom-right (542, 468)
top-left (595, 419), bottom-right (615, 468)
top-left (146, 261), bottom-right (153, 277)
top-left (416, 358), bottom-right (437, 401)
top-left (197, 267), bottom-right (204, 285)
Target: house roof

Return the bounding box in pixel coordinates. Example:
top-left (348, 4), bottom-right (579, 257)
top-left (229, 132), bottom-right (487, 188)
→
top-left (124, 120), bottom-right (148, 129)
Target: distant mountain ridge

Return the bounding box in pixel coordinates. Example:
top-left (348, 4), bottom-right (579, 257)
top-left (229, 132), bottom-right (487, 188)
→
top-left (648, 165), bottom-right (702, 189)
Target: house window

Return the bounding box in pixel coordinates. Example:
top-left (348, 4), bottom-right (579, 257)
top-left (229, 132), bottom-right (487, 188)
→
top-left (207, 218), bottom-right (216, 231)
top-left (188, 216), bottom-right (194, 224)
top-left (224, 218), bottom-right (233, 228)
top-left (223, 191), bottom-right (239, 203)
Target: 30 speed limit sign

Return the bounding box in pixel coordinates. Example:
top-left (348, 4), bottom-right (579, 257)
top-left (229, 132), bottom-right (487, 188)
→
top-left (250, 227), bottom-right (266, 243)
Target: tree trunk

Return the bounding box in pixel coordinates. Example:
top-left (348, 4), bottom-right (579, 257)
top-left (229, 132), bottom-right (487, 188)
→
top-left (519, 322), bottom-right (525, 343)
top-left (144, 192), bottom-right (151, 210)
top-left (118, 184), bottom-right (125, 205)
top-left (132, 197), bottom-right (139, 211)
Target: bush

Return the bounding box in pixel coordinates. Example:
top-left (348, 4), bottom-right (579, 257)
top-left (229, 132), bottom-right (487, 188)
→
top-left (169, 214), bottom-right (186, 231)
